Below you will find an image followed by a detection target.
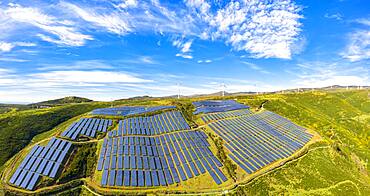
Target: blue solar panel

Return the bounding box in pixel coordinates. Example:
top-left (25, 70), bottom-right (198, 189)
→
top-left (131, 156), bottom-right (137, 169)
top-left (108, 170), bottom-right (115, 186)
top-left (9, 168), bottom-right (22, 184)
top-left (189, 162), bottom-right (200, 176)
top-left (208, 170), bottom-right (221, 185)
top-left (214, 167), bottom-right (227, 182)
top-left (131, 170), bottom-right (137, 186)
top-left (14, 170), bottom-right (27, 186)
top-left (164, 169), bottom-right (173, 185)
top-left (116, 170), bottom-right (123, 186)
top-left (42, 161), bottom-right (54, 176)
top-left (177, 166), bottom-right (187, 181)
top-left (26, 173), bottom-right (40, 190)
top-left (151, 171), bottom-right (159, 186)
top-left (20, 171), bottom-right (33, 188)
top-left (49, 162), bottom-right (60, 178)
top-left (158, 170), bottom-right (166, 186)
top-left (138, 171), bottom-right (145, 187)
top-left (101, 170), bottom-right (108, 186)
top-left (24, 156), bottom-right (35, 170)
top-left (124, 170), bottom-right (130, 186)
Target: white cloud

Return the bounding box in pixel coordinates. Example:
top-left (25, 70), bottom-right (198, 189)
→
top-left (324, 13), bottom-right (343, 20)
top-left (30, 70), bottom-right (152, 84)
top-left (205, 0), bottom-right (302, 59)
top-left (0, 42), bottom-right (14, 52)
top-left (242, 61), bottom-right (270, 74)
top-left (0, 41), bottom-right (36, 52)
top-left (356, 18), bottom-right (370, 26)
top-left (116, 0), bottom-right (138, 9)
top-left (37, 60), bottom-right (114, 71)
top-left (4, 4), bottom-right (92, 46)
top-left (176, 53), bottom-right (193, 59)
top-left (61, 2), bottom-right (131, 35)
top-left (0, 57), bottom-right (29, 62)
top-left (0, 1), bottom-right (303, 58)
top-left (341, 30), bottom-right (370, 62)
top-left (291, 61), bottom-right (369, 88)
top-left (198, 59), bottom-right (212, 63)
top-left (173, 38), bottom-right (193, 58)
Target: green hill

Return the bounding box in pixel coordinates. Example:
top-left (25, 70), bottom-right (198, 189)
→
top-left (30, 96), bottom-right (93, 106)
top-left (232, 90), bottom-right (370, 195)
top-left (0, 102), bottom-right (107, 168)
top-left (0, 90), bottom-right (369, 195)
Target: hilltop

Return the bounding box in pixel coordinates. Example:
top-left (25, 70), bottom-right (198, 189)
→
top-left (30, 96), bottom-right (93, 107)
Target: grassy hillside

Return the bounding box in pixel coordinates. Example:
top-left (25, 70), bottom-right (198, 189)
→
top-left (31, 96), bottom-right (93, 106)
top-left (0, 103), bottom-right (108, 167)
top-left (1, 90), bottom-right (369, 195)
top-left (232, 90), bottom-right (370, 195)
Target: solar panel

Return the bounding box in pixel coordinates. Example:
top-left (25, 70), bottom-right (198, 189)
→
top-left (101, 169), bottom-right (108, 186)
top-left (124, 170), bottom-right (130, 186)
top-left (14, 170), bottom-right (27, 186)
top-left (131, 170), bottom-right (137, 186)
top-left (20, 171), bottom-right (33, 188)
top-left (26, 173), bottom-right (40, 190)
top-left (9, 168), bottom-right (22, 184)
top-left (108, 170), bottom-right (116, 186)
top-left (138, 171), bottom-right (145, 187)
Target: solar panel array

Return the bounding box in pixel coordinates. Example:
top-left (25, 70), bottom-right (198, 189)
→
top-left (208, 111), bottom-right (312, 174)
top-left (61, 118), bottom-right (113, 140)
top-left (9, 138), bottom-right (72, 190)
top-left (201, 109), bottom-right (253, 123)
top-left (97, 130), bottom-right (227, 187)
top-left (116, 111), bottom-right (190, 136)
top-left (193, 100), bottom-right (249, 114)
top-left (91, 106), bottom-right (176, 116)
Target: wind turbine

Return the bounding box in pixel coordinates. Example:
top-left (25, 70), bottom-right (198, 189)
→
top-left (177, 82), bottom-right (181, 99)
top-left (221, 83), bottom-right (226, 97)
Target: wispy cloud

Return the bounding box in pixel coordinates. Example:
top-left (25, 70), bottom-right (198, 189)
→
top-left (4, 3), bottom-right (92, 46)
top-left (30, 70), bottom-right (152, 83)
top-left (242, 61), bottom-right (271, 74)
top-left (197, 59), bottom-right (212, 63)
top-left (0, 57), bottom-right (29, 62)
top-left (341, 19), bottom-right (370, 62)
top-left (36, 60), bottom-right (114, 71)
top-left (176, 53), bottom-right (193, 59)
top-left (61, 2), bottom-right (131, 35)
top-left (324, 13), bottom-right (343, 20)
top-left (290, 61), bottom-right (369, 87)
top-left (0, 41), bottom-right (36, 52)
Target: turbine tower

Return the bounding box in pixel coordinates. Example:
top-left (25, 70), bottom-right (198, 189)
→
top-left (177, 83), bottom-right (181, 99)
top-left (221, 83), bottom-right (226, 97)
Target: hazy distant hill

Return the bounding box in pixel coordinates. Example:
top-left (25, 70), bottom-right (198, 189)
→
top-left (30, 96), bottom-right (93, 106)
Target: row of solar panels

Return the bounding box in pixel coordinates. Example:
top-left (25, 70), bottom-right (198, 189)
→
top-left (193, 100), bottom-right (238, 107)
top-left (193, 100), bottom-right (249, 114)
top-left (208, 111), bottom-right (312, 174)
top-left (91, 105), bottom-right (176, 116)
top-left (61, 118), bottom-right (113, 140)
top-left (9, 138), bottom-right (73, 190)
top-left (114, 111), bottom-right (190, 136)
top-left (259, 111), bottom-right (307, 132)
top-left (201, 109), bottom-right (252, 123)
top-left (97, 131), bottom-right (228, 186)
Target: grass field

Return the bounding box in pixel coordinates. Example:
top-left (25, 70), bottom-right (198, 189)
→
top-left (1, 89), bottom-right (369, 195)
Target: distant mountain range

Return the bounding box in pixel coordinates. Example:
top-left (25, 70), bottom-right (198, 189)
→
top-left (1, 85), bottom-right (368, 106)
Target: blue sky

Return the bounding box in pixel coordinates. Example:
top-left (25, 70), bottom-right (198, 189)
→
top-left (0, 0), bottom-right (369, 103)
